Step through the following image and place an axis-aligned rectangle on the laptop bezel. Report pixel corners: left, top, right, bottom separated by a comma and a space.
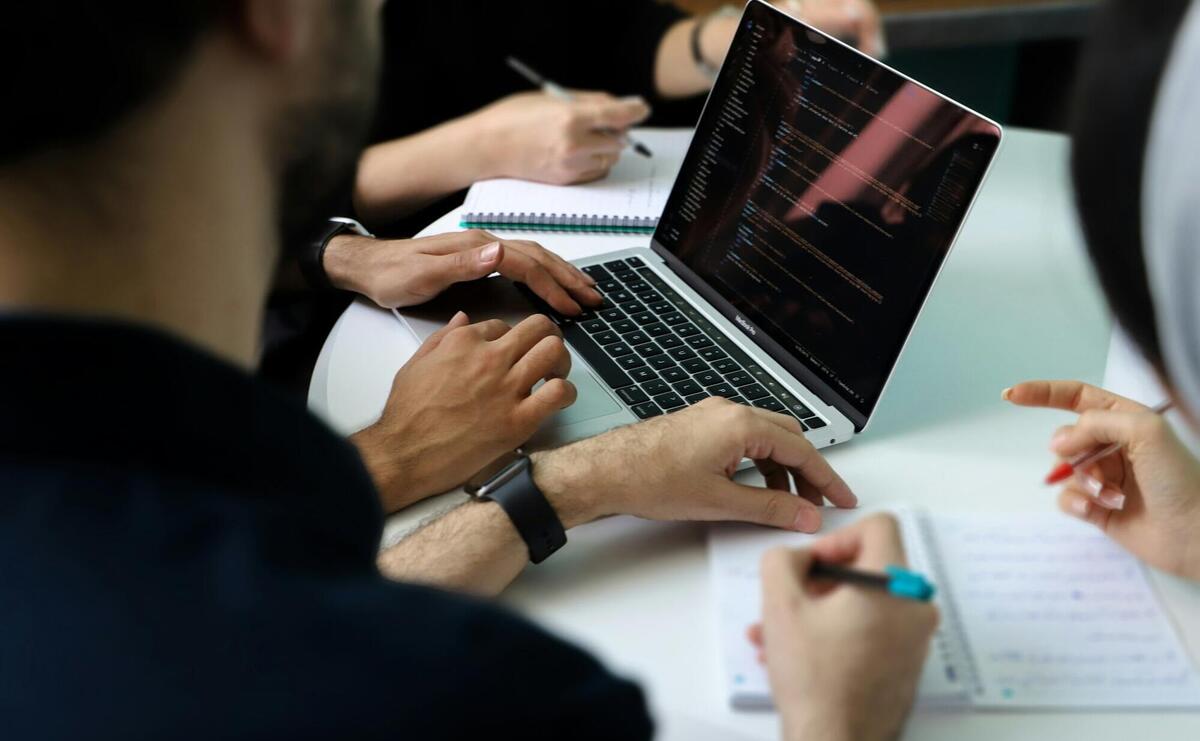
649, 0, 1004, 432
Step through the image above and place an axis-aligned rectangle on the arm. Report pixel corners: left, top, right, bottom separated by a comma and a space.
377, 398, 858, 595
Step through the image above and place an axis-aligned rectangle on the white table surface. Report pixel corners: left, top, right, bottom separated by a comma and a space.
309, 128, 1200, 740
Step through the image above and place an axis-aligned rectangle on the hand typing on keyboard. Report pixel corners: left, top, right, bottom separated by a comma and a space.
530, 397, 857, 534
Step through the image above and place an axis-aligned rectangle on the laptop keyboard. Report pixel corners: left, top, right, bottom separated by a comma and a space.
520, 256, 827, 430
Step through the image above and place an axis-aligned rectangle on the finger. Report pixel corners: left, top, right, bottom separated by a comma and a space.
576, 96, 651, 132
754, 458, 793, 493
510, 333, 572, 390
746, 622, 764, 649
571, 130, 626, 157
503, 240, 602, 305
424, 241, 504, 289
1002, 380, 1147, 414
465, 318, 512, 342
495, 314, 563, 365
495, 249, 583, 316
793, 477, 828, 509
706, 478, 822, 532
809, 513, 908, 571
515, 377, 577, 430
418, 229, 500, 256
1063, 472, 1128, 511
1049, 409, 1167, 459
850, 0, 885, 57
410, 310, 470, 361
743, 412, 857, 509
1058, 489, 1114, 531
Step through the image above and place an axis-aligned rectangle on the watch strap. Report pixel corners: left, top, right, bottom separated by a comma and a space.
486, 459, 567, 564
299, 217, 372, 291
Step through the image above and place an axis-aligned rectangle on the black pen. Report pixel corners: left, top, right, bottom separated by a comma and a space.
809, 561, 936, 602
505, 56, 653, 158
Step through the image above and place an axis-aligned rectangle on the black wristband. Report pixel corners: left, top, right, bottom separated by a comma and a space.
299, 218, 372, 292
477, 457, 567, 564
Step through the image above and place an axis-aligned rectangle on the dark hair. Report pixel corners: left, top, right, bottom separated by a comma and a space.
0, 3, 225, 165
1069, 0, 1192, 373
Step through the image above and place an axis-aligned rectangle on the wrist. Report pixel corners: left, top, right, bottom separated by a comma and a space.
350, 424, 424, 513
530, 448, 609, 529
698, 15, 737, 71
782, 711, 857, 741
458, 107, 507, 182
322, 233, 375, 294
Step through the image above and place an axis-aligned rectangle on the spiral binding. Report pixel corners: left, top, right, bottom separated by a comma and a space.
460, 211, 658, 234
917, 513, 985, 698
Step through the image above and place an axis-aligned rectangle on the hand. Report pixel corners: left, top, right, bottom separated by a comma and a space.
352, 312, 575, 512
532, 397, 857, 531
1004, 380, 1200, 579
324, 229, 603, 315
750, 515, 937, 741
772, 0, 885, 57
473, 91, 651, 185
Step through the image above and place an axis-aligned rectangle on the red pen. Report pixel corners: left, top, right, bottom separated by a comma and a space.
1044, 401, 1174, 485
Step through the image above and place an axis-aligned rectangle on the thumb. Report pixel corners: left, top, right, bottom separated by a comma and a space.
707, 480, 823, 533
410, 310, 470, 361
1050, 409, 1165, 459
433, 241, 504, 286
760, 546, 816, 614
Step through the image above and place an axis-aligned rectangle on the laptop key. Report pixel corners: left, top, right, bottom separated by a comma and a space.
707, 383, 737, 398
582, 265, 611, 281
561, 323, 633, 389
609, 290, 633, 304
668, 347, 697, 361
625, 257, 645, 267
624, 331, 650, 346
673, 379, 703, 396
603, 259, 630, 271
685, 335, 714, 349
600, 308, 625, 322
644, 322, 671, 337
648, 301, 673, 314
642, 379, 670, 396
597, 279, 622, 293
606, 343, 633, 357
648, 355, 676, 371
618, 301, 645, 315
753, 397, 785, 412
680, 358, 709, 374
624, 280, 649, 294
637, 290, 663, 304
740, 383, 769, 400
660, 367, 688, 383
611, 319, 637, 334
711, 358, 739, 374
694, 370, 722, 387
782, 399, 813, 418
631, 401, 662, 419
629, 367, 658, 383
805, 417, 828, 430
631, 311, 657, 326
653, 392, 686, 410
658, 335, 684, 349
698, 347, 727, 362
661, 312, 687, 326
593, 331, 620, 345
675, 323, 701, 337
634, 342, 664, 358
617, 355, 647, 370
729, 396, 751, 405
684, 392, 709, 405
725, 370, 752, 386
618, 387, 650, 405
581, 319, 608, 334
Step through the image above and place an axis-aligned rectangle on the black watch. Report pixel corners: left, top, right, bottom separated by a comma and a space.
465, 451, 567, 564
299, 217, 372, 291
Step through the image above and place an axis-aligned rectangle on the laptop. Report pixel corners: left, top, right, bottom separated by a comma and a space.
400, 0, 1002, 451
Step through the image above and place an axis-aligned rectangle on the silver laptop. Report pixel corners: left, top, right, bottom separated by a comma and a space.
402, 0, 1002, 451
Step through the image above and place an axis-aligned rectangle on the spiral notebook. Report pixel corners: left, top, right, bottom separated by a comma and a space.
459, 128, 691, 233
709, 508, 1200, 711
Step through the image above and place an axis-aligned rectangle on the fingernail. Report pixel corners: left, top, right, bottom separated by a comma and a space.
1049, 430, 1069, 452
792, 507, 818, 533
480, 242, 501, 262
1000, 387, 1012, 401
1075, 471, 1103, 498
450, 311, 466, 323
1097, 489, 1127, 510
582, 274, 598, 286
1070, 496, 1090, 517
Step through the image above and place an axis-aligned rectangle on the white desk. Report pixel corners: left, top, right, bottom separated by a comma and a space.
309, 128, 1200, 740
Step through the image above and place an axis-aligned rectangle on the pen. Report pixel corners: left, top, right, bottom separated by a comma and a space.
505, 56, 653, 158
1043, 400, 1174, 485
809, 561, 936, 602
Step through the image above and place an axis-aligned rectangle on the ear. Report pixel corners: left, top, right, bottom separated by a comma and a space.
234, 0, 318, 62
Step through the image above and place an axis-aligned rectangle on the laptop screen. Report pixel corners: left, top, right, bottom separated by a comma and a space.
653, 1, 1001, 425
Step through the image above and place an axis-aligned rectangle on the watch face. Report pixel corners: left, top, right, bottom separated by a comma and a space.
464, 450, 525, 497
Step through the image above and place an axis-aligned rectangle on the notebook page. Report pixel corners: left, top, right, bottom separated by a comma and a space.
931, 513, 1200, 709
460, 128, 692, 221
708, 508, 969, 710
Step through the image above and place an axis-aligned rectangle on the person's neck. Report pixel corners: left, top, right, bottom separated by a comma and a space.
0, 95, 277, 370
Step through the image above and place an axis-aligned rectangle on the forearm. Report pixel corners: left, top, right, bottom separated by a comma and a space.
353, 112, 495, 227
376, 449, 600, 596
654, 16, 737, 99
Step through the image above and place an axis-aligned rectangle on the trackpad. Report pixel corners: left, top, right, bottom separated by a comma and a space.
397, 277, 619, 427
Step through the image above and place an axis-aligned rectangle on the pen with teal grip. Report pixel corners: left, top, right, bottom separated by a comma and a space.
809, 561, 936, 602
